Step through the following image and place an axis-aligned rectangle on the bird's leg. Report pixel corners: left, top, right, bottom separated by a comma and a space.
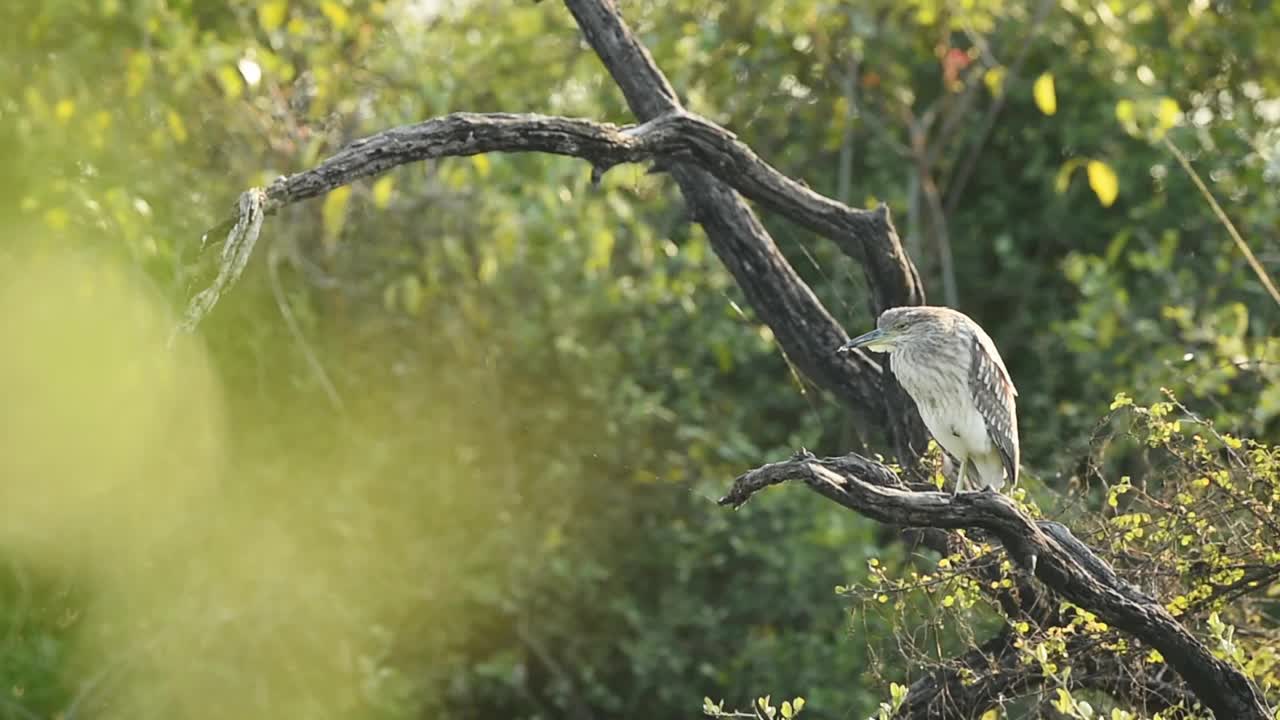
952, 457, 967, 497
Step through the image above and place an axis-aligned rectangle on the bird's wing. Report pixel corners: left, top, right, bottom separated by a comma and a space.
968, 330, 1019, 486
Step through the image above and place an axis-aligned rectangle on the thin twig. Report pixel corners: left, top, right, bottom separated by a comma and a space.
1164, 135, 1280, 309
266, 239, 345, 413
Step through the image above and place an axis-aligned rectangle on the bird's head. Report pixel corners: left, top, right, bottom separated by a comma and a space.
836, 306, 950, 355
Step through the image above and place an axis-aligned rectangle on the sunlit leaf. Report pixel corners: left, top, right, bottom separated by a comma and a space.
1087, 160, 1118, 207
258, 1, 288, 33
1115, 98, 1136, 133
1156, 97, 1181, 133
322, 186, 352, 252
54, 99, 75, 123
471, 154, 491, 178
372, 176, 394, 209
166, 110, 187, 144
587, 228, 615, 273
980, 710, 998, 720
1033, 72, 1056, 116
43, 208, 69, 230
1054, 158, 1083, 194
216, 66, 243, 99
125, 53, 151, 97
321, 1, 350, 30
983, 66, 1006, 98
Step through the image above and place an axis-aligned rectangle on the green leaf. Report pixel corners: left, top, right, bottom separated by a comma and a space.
1086, 160, 1118, 207
401, 274, 423, 316
1033, 72, 1056, 115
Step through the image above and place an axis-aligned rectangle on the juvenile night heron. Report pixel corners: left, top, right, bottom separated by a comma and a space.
837, 306, 1019, 494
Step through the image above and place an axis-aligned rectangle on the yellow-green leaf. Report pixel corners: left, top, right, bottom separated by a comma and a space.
1115, 99, 1135, 123
258, 1, 288, 32
1156, 97, 1180, 133
983, 66, 1006, 98
781, 701, 794, 719
471, 154, 491, 178
1033, 72, 1056, 115
1087, 160, 1119, 207
322, 186, 352, 251
401, 274, 423, 316
126, 53, 151, 97
321, 1, 350, 30
1054, 158, 1083, 194
980, 710, 998, 720
372, 176, 394, 209
1115, 98, 1137, 135
55, 99, 75, 123
166, 109, 188, 143
216, 66, 244, 99
44, 208, 69, 230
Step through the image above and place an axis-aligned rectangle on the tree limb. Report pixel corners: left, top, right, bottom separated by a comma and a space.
719, 452, 1271, 720
561, 0, 926, 460
185, 105, 933, 441
261, 109, 918, 318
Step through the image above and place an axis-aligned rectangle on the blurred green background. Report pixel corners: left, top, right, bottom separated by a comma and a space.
1, 0, 1278, 717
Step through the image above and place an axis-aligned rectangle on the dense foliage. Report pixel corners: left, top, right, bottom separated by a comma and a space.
1, 0, 1278, 718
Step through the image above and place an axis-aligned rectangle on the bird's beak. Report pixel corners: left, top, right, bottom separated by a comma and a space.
837, 328, 890, 355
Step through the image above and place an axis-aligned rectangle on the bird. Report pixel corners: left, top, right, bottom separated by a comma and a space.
836, 305, 1019, 494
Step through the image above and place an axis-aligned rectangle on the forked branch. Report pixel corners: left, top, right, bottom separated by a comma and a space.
719, 451, 1270, 719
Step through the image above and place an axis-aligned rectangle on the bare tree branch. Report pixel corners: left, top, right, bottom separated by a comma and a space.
719, 452, 1271, 720
185, 106, 932, 445
254, 109, 918, 320
562, 0, 926, 462
173, 2, 1270, 718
